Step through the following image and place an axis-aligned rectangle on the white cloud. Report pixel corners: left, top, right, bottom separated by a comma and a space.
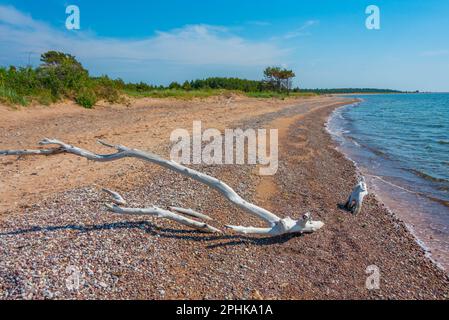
246, 20, 272, 26
421, 50, 449, 57
282, 20, 319, 39
0, 5, 290, 82
0, 4, 44, 29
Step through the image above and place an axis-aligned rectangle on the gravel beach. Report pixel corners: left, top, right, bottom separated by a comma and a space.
0, 96, 448, 299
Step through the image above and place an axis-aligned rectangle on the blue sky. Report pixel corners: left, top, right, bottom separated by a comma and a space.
1, 0, 448, 91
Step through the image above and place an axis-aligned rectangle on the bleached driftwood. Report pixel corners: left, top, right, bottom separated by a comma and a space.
344, 178, 368, 215
102, 188, 127, 206
0, 148, 64, 156
0, 138, 324, 236
226, 212, 321, 235
169, 207, 213, 221
103, 191, 221, 233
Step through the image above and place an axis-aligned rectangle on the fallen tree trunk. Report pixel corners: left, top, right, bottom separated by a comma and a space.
0, 138, 324, 235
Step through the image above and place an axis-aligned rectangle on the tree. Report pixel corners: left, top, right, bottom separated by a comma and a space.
169, 81, 181, 90
182, 80, 192, 91
40, 51, 84, 70
263, 67, 296, 93
37, 51, 89, 96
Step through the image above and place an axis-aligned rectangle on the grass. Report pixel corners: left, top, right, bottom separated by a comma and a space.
0, 86, 317, 108
123, 88, 230, 100
124, 88, 317, 100
0, 86, 28, 106
245, 91, 317, 99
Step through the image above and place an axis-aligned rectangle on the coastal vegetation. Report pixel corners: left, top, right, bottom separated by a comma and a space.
0, 51, 401, 108
297, 88, 403, 94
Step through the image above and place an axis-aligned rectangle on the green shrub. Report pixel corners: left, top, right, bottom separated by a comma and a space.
4, 67, 41, 97
0, 67, 6, 87
93, 76, 121, 103
75, 88, 97, 108
36, 89, 57, 105
37, 51, 90, 99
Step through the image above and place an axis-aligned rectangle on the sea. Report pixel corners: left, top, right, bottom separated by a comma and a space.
327, 93, 449, 271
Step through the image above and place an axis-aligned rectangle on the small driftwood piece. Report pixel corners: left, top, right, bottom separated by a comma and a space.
343, 178, 368, 215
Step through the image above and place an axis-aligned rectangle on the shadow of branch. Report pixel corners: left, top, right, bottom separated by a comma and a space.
0, 220, 302, 247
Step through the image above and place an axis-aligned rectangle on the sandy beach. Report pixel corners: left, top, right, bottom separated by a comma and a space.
0, 95, 448, 299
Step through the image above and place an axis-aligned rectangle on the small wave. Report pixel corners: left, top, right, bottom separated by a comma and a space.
367, 173, 449, 208
408, 169, 449, 183
368, 146, 387, 157
355, 140, 390, 158
325, 102, 359, 138
437, 185, 449, 192
437, 140, 449, 145
424, 195, 449, 208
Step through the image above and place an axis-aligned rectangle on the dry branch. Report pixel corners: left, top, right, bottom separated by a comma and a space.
1, 138, 324, 236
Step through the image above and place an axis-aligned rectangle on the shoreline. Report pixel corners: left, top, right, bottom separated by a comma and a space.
268, 99, 449, 298
1, 96, 448, 299
326, 100, 449, 272
325, 103, 441, 269
278, 100, 449, 298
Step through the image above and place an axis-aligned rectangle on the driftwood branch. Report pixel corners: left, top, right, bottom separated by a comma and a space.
103, 190, 221, 233
0, 148, 64, 156
102, 188, 127, 206
170, 207, 213, 221
0, 138, 324, 236
226, 212, 323, 235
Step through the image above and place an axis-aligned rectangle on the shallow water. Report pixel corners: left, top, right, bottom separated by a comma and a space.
327, 93, 449, 271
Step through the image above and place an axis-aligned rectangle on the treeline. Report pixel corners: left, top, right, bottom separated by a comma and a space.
185, 78, 264, 92
295, 88, 403, 94
0, 50, 403, 108
0, 51, 299, 108
127, 76, 297, 93
123, 78, 265, 93
0, 51, 302, 108
163, 67, 296, 92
